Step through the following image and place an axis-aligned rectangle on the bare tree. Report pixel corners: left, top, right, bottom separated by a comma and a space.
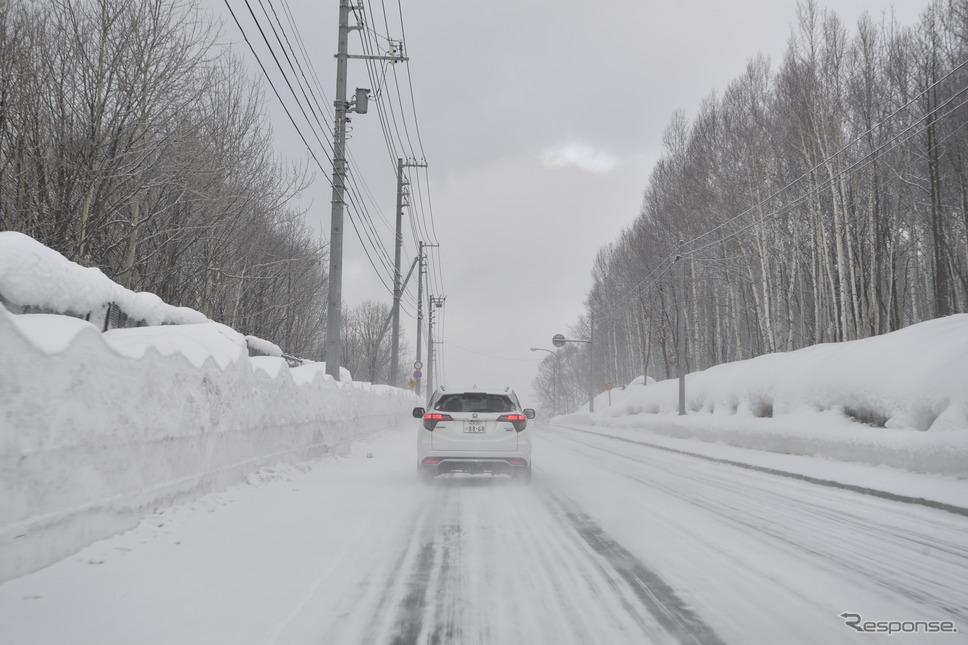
1, 0, 326, 359
555, 0, 968, 403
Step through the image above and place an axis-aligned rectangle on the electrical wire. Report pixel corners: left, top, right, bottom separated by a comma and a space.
230, 0, 427, 306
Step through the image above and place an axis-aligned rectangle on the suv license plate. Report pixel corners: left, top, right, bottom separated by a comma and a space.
464, 420, 487, 433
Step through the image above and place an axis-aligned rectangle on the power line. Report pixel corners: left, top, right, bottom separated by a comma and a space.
222, 0, 333, 188
229, 0, 444, 373
229, 0, 410, 305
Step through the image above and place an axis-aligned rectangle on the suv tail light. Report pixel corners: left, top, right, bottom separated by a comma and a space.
497, 413, 527, 432
423, 413, 453, 431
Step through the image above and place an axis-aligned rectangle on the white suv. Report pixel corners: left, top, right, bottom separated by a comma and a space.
413, 387, 536, 483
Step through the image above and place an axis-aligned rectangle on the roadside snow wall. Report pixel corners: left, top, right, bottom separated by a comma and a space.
0, 307, 417, 583
560, 315, 968, 476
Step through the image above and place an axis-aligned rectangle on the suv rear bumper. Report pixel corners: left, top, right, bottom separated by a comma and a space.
419, 455, 530, 476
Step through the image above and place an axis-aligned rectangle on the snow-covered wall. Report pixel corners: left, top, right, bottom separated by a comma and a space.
0, 233, 418, 583
0, 309, 417, 582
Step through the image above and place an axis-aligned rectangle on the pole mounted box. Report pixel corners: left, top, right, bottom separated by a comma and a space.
353, 88, 369, 114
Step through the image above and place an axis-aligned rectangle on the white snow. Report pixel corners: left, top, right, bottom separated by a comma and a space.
560, 315, 968, 475
245, 334, 284, 358
1, 232, 966, 644
0, 425, 965, 645
0, 231, 209, 327
0, 233, 416, 583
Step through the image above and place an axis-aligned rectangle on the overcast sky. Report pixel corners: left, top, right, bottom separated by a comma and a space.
207, 0, 931, 405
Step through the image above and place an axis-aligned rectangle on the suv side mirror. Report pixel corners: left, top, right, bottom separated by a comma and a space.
412, 407, 426, 418
523, 408, 536, 419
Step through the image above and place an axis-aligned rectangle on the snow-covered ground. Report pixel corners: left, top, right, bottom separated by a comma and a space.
2, 231, 967, 643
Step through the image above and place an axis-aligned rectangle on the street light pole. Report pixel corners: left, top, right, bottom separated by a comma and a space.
589, 311, 595, 413
551, 332, 594, 413
530, 347, 560, 416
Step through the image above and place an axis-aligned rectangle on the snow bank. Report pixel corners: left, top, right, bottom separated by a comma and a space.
561, 315, 968, 475
0, 308, 416, 582
0, 234, 417, 582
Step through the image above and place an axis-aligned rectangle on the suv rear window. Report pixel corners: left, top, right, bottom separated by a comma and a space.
434, 393, 515, 414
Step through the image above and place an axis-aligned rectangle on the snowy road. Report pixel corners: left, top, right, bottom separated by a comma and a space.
2, 423, 966, 645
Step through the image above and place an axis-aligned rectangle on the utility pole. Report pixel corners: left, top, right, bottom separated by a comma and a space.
324, 0, 352, 380
391, 157, 427, 385
677, 240, 686, 415
427, 299, 433, 397
414, 241, 437, 397
324, 0, 405, 380
427, 296, 445, 396
415, 242, 424, 395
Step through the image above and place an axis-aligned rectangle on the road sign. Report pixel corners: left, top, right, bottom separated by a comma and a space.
414, 370, 422, 379
552, 333, 566, 348
605, 382, 613, 390
414, 361, 423, 370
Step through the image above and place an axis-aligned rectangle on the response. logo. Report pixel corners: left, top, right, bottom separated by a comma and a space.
840, 612, 958, 635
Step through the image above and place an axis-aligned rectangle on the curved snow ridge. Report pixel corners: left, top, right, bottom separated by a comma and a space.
3, 308, 354, 384
4, 312, 100, 354
105, 323, 250, 371
5, 309, 248, 371
0, 231, 209, 327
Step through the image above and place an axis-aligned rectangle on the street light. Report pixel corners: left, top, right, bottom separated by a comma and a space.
530, 347, 560, 417
551, 311, 595, 413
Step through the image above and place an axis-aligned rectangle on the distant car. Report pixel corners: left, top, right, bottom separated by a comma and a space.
413, 387, 536, 483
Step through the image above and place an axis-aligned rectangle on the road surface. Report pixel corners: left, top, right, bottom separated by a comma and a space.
1, 423, 965, 644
